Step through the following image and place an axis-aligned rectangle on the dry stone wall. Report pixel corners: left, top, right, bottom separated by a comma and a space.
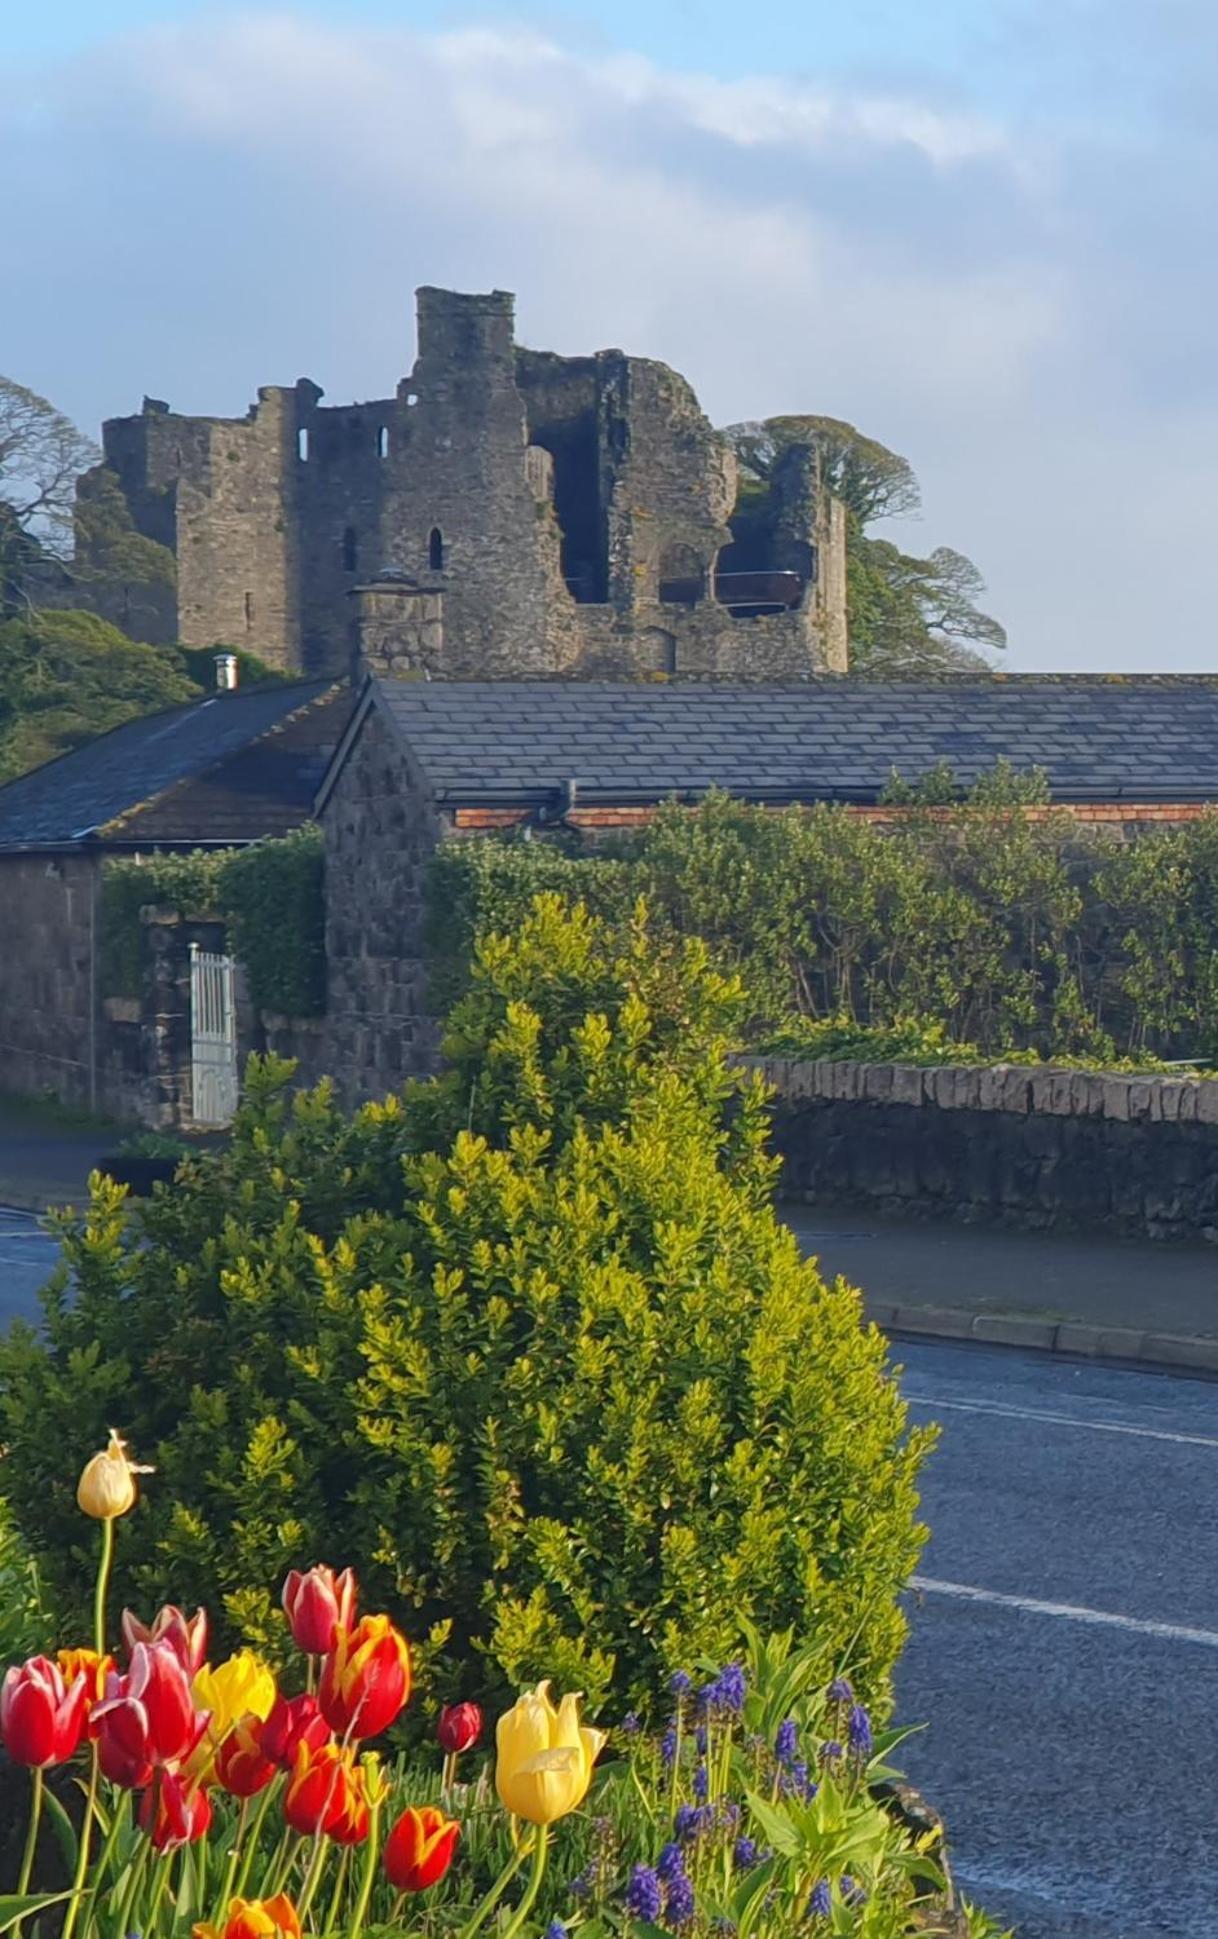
750, 1056, 1218, 1241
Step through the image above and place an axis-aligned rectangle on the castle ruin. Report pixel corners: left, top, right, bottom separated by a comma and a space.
81, 288, 848, 681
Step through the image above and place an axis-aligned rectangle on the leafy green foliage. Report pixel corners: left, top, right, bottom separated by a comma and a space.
99, 827, 325, 1015
722, 416, 1005, 674
222, 826, 326, 1015
0, 609, 200, 780
0, 898, 932, 1715
73, 467, 176, 594
0, 1497, 48, 1666
430, 785, 1218, 1063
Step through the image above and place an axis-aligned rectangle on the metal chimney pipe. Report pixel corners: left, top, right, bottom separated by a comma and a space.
214, 652, 239, 692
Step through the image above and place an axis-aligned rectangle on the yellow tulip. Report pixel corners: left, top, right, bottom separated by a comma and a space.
187, 1651, 278, 1784
495, 1681, 606, 1826
76, 1430, 153, 1521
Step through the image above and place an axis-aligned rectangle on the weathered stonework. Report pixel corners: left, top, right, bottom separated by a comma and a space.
321, 707, 446, 1101
80, 288, 848, 680
748, 1056, 1218, 1241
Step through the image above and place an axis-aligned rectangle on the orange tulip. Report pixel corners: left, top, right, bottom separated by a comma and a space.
383, 1804, 460, 1891
193, 1894, 301, 1939
319, 1615, 410, 1740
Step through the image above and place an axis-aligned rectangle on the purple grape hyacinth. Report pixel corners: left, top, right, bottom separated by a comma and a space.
625, 1866, 663, 1923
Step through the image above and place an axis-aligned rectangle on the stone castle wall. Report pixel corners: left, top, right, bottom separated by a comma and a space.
78, 288, 849, 681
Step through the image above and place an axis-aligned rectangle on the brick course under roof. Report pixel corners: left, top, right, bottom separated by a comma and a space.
368, 677, 1218, 805
0, 680, 344, 849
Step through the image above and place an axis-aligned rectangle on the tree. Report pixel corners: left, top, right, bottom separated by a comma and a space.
0, 609, 199, 780
727, 414, 920, 526
0, 378, 98, 564
723, 415, 1005, 676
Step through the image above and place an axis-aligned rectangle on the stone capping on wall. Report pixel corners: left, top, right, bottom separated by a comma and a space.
736, 1056, 1218, 1125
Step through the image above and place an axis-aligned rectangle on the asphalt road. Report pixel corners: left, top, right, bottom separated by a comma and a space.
894, 1338, 1218, 1939
3, 1208, 1218, 1935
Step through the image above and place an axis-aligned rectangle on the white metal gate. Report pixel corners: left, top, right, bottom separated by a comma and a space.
190, 944, 239, 1127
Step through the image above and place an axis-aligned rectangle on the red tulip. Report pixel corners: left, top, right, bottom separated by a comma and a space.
122, 1605, 209, 1679
215, 1713, 277, 1798
329, 1764, 371, 1847
259, 1692, 330, 1771
382, 1805, 460, 1892
319, 1616, 410, 1740
140, 1769, 213, 1852
94, 1641, 207, 1786
281, 1567, 357, 1656
437, 1702, 481, 1755
1, 1657, 88, 1768
283, 1742, 360, 1838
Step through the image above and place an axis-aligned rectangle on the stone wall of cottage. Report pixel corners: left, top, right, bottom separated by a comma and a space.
320, 706, 445, 1103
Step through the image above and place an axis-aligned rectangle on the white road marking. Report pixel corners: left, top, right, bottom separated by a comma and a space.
905, 1391, 1218, 1451
910, 1575, 1218, 1648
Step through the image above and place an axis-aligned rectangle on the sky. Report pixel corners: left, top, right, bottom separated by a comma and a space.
3, 0, 1217, 670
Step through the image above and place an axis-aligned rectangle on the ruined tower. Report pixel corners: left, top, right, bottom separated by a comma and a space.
77, 288, 849, 681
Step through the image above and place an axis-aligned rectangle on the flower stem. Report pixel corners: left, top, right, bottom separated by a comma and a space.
345, 1790, 383, 1939
59, 1747, 100, 1939
296, 1833, 331, 1924
212, 1795, 249, 1926
17, 1767, 44, 1897
93, 1517, 115, 1658
499, 1824, 549, 1939
455, 1836, 533, 1939
234, 1777, 282, 1902
321, 1843, 352, 1936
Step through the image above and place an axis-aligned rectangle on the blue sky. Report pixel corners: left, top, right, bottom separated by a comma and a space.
4, 0, 1217, 670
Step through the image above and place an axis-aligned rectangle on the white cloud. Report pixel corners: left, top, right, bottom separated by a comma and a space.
2, 7, 1215, 668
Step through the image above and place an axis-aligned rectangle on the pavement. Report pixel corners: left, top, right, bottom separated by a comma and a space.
783, 1202, 1218, 1374
894, 1336, 1218, 1939
0, 1097, 118, 1212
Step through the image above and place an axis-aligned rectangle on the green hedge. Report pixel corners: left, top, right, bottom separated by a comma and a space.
424, 781, 1218, 1066
100, 825, 324, 1016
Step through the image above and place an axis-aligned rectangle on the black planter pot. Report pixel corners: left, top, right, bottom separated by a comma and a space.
97, 1153, 180, 1195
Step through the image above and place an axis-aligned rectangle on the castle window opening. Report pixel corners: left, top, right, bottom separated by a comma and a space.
342, 527, 358, 573
297, 427, 310, 461
377, 425, 389, 458
429, 527, 445, 572
244, 591, 254, 627
658, 543, 705, 606
406, 392, 419, 408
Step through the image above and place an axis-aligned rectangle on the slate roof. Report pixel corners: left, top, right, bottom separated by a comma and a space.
0, 679, 345, 850
357, 677, 1218, 806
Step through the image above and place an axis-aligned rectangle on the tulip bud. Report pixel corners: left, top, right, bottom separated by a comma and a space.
281, 1566, 357, 1656
437, 1701, 482, 1755
283, 1742, 361, 1839
383, 1804, 460, 1891
495, 1680, 606, 1826
122, 1604, 209, 1678
77, 1430, 152, 1521
259, 1691, 330, 1770
215, 1714, 277, 1798
140, 1769, 213, 1852
1, 1657, 89, 1768
319, 1615, 411, 1741
193, 1896, 302, 1939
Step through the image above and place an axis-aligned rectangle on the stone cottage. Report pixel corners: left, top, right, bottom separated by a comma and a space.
0, 674, 347, 1118
316, 673, 1218, 1103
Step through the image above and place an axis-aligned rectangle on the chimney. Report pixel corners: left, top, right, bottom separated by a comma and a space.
214, 652, 239, 692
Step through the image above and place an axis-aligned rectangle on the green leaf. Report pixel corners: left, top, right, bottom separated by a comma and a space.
0, 1894, 71, 1933
744, 1790, 802, 1857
